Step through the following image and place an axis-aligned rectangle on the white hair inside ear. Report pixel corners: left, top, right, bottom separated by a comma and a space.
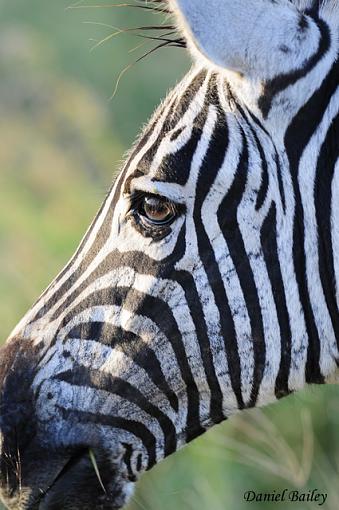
171, 0, 336, 80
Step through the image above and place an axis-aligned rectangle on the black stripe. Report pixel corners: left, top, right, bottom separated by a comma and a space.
173, 271, 225, 425
251, 128, 269, 211
242, 107, 286, 213
291, 175, 323, 383
169, 69, 208, 121
49, 225, 187, 321
154, 100, 210, 185
315, 113, 339, 343
58, 407, 157, 469
247, 105, 288, 213
121, 443, 136, 481
230, 87, 286, 215
259, 17, 331, 118
217, 130, 266, 408
55, 366, 177, 457
261, 204, 292, 398
137, 70, 208, 179
274, 150, 286, 214
137, 101, 179, 173
192, 87, 246, 410
67, 323, 179, 412
57, 287, 203, 441
245, 106, 271, 137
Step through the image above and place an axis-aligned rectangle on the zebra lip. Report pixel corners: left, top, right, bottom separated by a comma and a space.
33, 448, 92, 509
23, 449, 86, 509
0, 449, 87, 510
35, 447, 120, 510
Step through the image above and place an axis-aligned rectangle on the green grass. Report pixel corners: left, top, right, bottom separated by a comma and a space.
1, 2, 339, 510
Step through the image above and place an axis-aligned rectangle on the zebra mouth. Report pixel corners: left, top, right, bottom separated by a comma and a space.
36, 448, 90, 508
31, 447, 128, 510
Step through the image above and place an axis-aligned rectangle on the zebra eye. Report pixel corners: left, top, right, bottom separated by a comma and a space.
140, 195, 176, 226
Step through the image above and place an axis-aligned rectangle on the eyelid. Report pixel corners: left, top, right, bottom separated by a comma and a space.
131, 191, 185, 215
128, 176, 186, 204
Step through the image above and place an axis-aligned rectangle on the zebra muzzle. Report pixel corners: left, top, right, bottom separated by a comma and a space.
36, 447, 132, 510
0, 339, 134, 510
0, 445, 134, 510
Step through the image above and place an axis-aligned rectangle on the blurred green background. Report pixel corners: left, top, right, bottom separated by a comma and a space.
1, 2, 339, 509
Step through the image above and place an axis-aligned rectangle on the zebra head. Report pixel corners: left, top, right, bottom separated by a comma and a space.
1, 1, 338, 509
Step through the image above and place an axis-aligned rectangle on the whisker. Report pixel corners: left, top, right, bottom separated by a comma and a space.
15, 446, 22, 495
110, 39, 178, 99
67, 2, 171, 14
110, 61, 136, 99
72, 0, 184, 90
84, 22, 179, 51
128, 40, 148, 54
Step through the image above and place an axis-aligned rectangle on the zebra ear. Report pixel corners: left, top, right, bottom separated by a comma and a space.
172, 0, 327, 79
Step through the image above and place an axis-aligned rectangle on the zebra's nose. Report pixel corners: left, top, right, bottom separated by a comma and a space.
0, 337, 37, 455
0, 339, 133, 510
0, 433, 132, 510
0, 338, 40, 508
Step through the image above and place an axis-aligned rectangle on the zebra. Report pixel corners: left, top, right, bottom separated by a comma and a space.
0, 0, 338, 508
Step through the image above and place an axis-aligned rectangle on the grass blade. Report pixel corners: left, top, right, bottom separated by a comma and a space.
88, 449, 107, 494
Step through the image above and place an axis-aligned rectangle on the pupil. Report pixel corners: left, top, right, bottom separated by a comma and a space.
143, 197, 171, 223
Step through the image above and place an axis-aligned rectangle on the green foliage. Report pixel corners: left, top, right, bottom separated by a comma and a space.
0, 2, 338, 510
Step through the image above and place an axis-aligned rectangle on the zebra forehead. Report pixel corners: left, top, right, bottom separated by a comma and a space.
120, 71, 231, 191
132, 70, 212, 180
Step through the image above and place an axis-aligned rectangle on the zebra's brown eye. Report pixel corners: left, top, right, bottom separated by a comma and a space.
140, 196, 176, 226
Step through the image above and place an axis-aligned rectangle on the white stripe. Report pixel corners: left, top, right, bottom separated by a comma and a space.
202, 100, 255, 406
41, 379, 165, 464
176, 100, 239, 414
236, 116, 281, 406
298, 86, 339, 376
